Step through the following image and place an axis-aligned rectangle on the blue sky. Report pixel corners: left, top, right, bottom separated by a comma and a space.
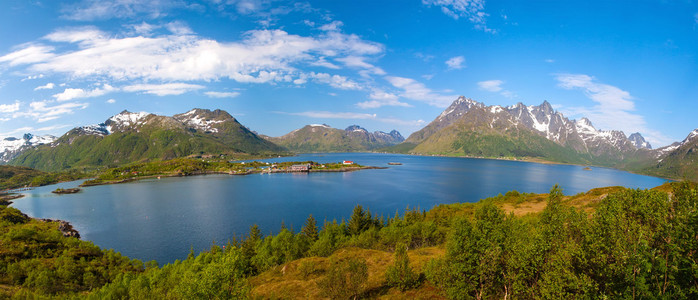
0, 0, 696, 147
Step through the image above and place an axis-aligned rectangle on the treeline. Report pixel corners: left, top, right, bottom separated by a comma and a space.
90, 204, 445, 298
426, 182, 698, 299
2, 182, 698, 298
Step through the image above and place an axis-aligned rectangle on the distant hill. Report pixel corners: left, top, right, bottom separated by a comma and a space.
11, 109, 284, 172
266, 124, 404, 153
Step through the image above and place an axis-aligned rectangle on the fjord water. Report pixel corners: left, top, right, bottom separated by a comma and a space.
12, 153, 667, 264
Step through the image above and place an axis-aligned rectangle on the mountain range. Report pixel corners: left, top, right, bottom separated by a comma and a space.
264, 124, 404, 153
3, 97, 697, 180
9, 109, 284, 171
391, 96, 696, 179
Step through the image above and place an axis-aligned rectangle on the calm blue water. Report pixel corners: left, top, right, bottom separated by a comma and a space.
11, 153, 667, 264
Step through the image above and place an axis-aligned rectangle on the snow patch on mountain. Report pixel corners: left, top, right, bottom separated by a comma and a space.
0, 133, 57, 163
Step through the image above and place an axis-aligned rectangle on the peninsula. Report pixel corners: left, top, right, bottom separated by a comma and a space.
80, 158, 384, 187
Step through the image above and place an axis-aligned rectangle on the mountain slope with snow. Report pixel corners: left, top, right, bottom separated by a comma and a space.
267, 124, 404, 153
10, 109, 284, 171
0, 134, 56, 163
402, 96, 651, 165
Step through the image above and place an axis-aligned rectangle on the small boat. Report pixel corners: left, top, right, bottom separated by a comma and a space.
387, 162, 402, 165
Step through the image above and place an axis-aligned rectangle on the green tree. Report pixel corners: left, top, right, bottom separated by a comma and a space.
385, 242, 420, 291
348, 205, 369, 236
301, 214, 319, 241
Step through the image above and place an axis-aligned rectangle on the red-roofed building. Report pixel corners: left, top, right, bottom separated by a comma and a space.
342, 160, 353, 165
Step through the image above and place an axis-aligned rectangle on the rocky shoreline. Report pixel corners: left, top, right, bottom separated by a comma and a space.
1, 196, 81, 239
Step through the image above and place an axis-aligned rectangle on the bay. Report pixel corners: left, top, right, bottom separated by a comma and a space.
11, 153, 667, 264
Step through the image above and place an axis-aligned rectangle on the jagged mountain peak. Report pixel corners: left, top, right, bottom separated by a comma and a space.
345, 125, 368, 133
628, 132, 652, 150
683, 128, 698, 143
173, 108, 236, 134
176, 108, 233, 120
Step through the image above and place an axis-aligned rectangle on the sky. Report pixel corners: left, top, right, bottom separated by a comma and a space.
0, 0, 696, 147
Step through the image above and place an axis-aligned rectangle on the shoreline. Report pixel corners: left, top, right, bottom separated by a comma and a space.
79, 165, 386, 187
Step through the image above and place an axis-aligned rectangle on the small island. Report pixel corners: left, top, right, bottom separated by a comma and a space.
388, 162, 402, 165
583, 166, 592, 171
52, 188, 82, 194
80, 158, 385, 187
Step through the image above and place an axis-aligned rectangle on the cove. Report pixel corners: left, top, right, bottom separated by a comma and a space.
11, 153, 668, 264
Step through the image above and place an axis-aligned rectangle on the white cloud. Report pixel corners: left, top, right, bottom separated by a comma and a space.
0, 45, 55, 66
34, 82, 55, 90
319, 21, 343, 32
297, 72, 362, 90
123, 83, 204, 96
445, 56, 465, 70
478, 80, 515, 98
165, 21, 193, 35
281, 110, 424, 127
555, 73, 671, 146
357, 89, 411, 109
385, 76, 456, 107
205, 91, 241, 98
21, 74, 45, 81
0, 101, 20, 113
422, 74, 434, 80
61, 0, 183, 21
0, 28, 384, 90
106, 99, 116, 103
284, 111, 377, 119
14, 100, 89, 123
335, 56, 386, 75
545, 58, 555, 63
53, 84, 117, 101
478, 80, 504, 93
477, 79, 503, 92
423, 0, 494, 32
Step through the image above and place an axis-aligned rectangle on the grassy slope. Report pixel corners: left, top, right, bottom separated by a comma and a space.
247, 184, 648, 298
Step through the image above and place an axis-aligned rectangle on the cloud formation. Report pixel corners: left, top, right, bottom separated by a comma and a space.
357, 89, 410, 109
123, 83, 204, 96
422, 0, 494, 32
385, 76, 456, 107
205, 91, 241, 98
445, 56, 465, 70
0, 27, 384, 92
0, 101, 20, 113
53, 84, 117, 101
34, 82, 55, 90
555, 73, 670, 146
478, 79, 514, 98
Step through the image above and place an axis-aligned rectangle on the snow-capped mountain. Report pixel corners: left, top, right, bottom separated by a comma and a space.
11, 108, 283, 171
344, 125, 405, 145
71, 110, 152, 136
0, 133, 56, 163
173, 109, 233, 134
268, 124, 404, 152
628, 132, 652, 150
406, 96, 647, 163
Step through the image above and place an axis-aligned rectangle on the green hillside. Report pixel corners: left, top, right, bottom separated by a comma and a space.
3, 180, 698, 298
11, 111, 285, 172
